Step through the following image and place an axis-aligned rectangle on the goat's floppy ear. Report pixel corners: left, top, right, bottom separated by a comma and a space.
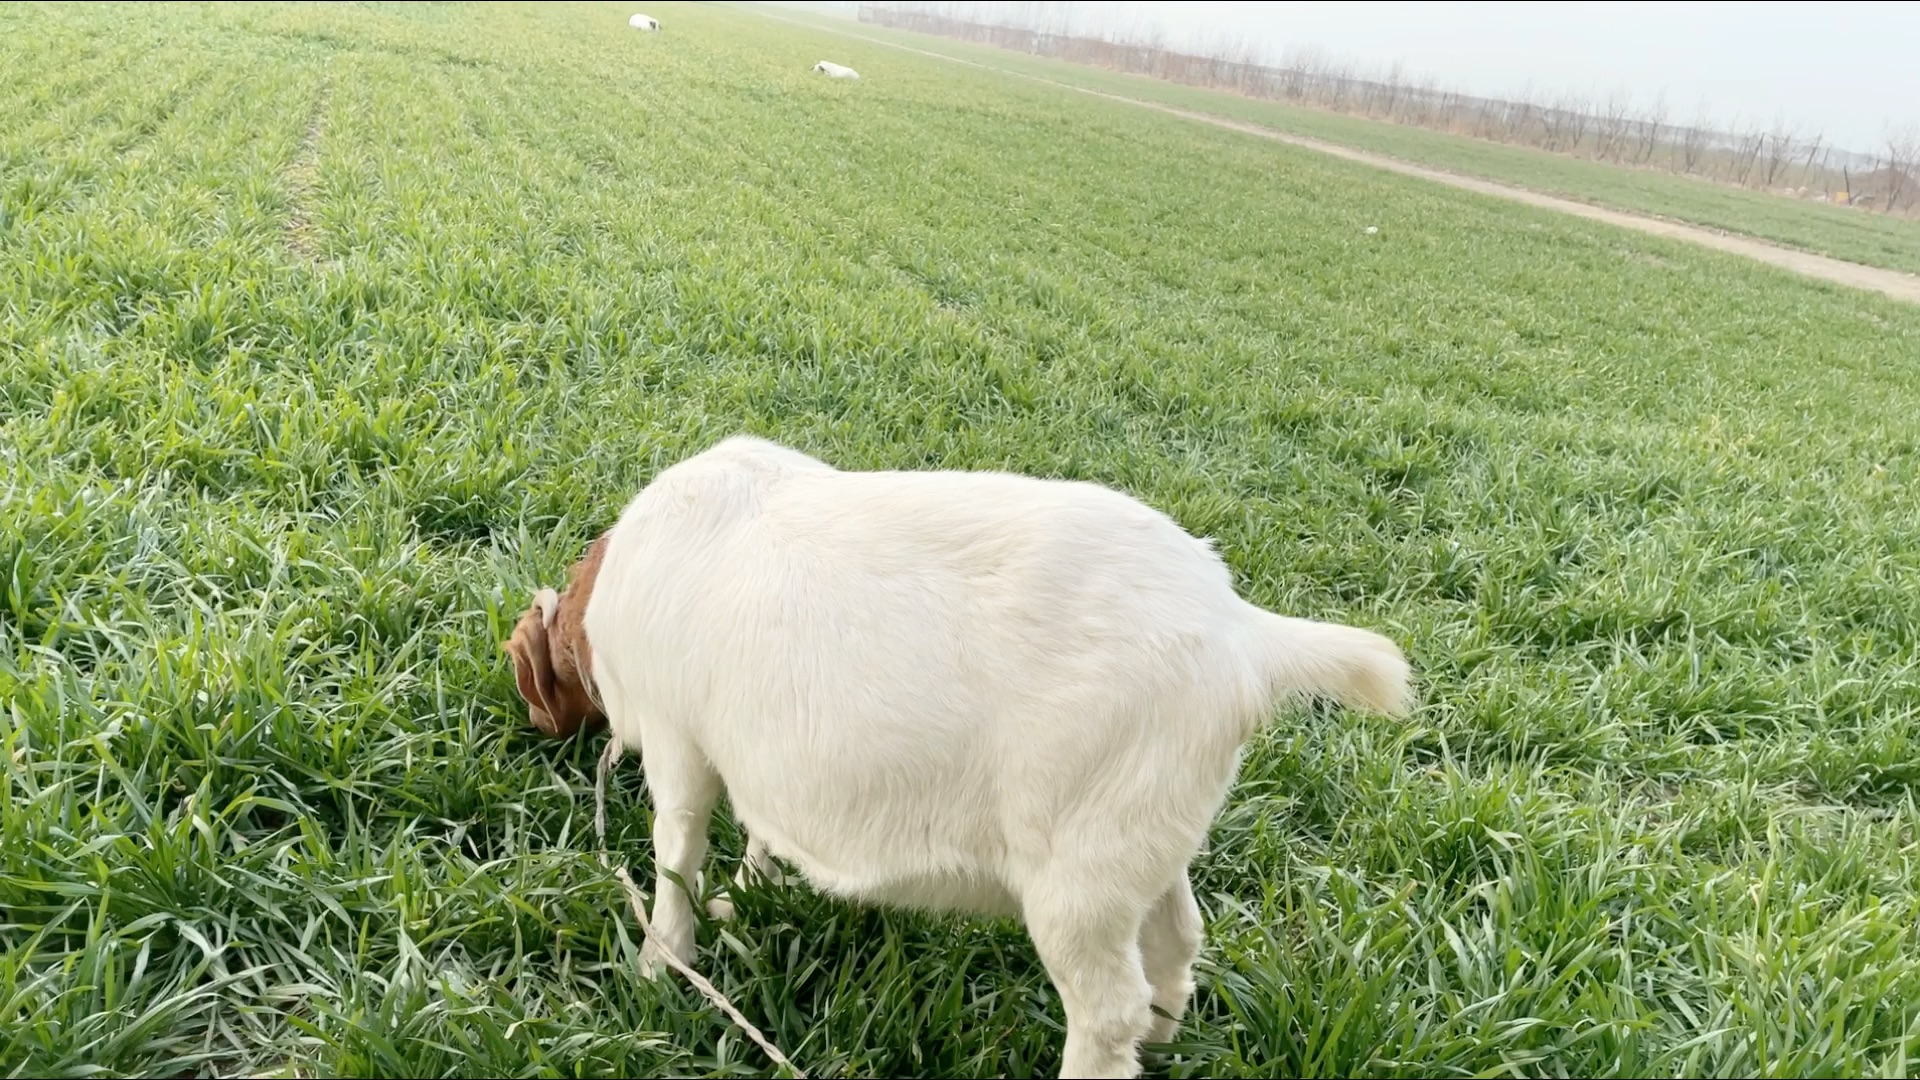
505, 606, 562, 735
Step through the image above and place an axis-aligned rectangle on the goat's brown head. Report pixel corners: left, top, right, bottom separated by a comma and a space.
504, 534, 610, 739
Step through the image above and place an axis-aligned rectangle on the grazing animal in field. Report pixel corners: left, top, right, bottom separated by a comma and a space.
812, 60, 859, 79
628, 13, 658, 30
505, 436, 1413, 1079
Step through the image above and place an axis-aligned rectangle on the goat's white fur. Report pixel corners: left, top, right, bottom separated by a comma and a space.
583, 436, 1411, 1079
812, 60, 860, 79
627, 13, 658, 30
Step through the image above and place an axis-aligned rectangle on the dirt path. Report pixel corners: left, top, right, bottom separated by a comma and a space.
1092, 98, 1920, 305
767, 12, 1920, 306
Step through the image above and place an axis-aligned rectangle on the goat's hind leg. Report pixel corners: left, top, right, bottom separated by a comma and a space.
1025, 880, 1155, 1079
707, 834, 790, 920
1138, 872, 1202, 1050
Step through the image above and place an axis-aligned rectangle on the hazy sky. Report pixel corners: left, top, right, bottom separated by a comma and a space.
817, 3, 1920, 154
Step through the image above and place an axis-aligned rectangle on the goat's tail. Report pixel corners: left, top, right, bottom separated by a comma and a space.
1249, 611, 1414, 718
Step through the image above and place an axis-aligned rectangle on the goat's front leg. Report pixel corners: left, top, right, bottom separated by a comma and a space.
637, 731, 720, 979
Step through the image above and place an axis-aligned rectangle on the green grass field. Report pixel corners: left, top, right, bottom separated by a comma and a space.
767, 6, 1920, 277
5, 2, 1920, 1077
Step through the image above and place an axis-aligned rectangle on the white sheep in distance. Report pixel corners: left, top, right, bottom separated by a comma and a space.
627, 13, 658, 30
505, 436, 1413, 1079
812, 60, 859, 79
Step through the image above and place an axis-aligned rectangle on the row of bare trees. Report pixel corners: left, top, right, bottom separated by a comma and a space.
858, 3, 1920, 214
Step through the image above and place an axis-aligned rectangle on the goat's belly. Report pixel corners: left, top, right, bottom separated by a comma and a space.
747, 823, 1022, 918
796, 859, 1022, 918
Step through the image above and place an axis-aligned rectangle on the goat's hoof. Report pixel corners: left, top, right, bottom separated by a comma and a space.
705, 894, 737, 921
638, 934, 690, 980
1143, 1009, 1181, 1050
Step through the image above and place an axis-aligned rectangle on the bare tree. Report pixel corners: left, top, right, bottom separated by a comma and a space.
1140, 20, 1167, 78
1279, 45, 1318, 100
1635, 93, 1667, 164
1758, 118, 1799, 188
1594, 91, 1634, 161
1372, 60, 1405, 119
1415, 74, 1441, 127
1541, 91, 1583, 152
1507, 83, 1540, 144
1472, 95, 1500, 139
1885, 125, 1920, 213
1675, 101, 1712, 173
1797, 132, 1825, 189
1731, 125, 1767, 186
1326, 60, 1356, 112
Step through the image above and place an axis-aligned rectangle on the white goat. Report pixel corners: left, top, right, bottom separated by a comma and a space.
812, 60, 860, 79
627, 13, 658, 30
505, 436, 1412, 1079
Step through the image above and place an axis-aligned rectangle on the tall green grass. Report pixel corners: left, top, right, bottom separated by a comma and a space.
4, 2, 1920, 1076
